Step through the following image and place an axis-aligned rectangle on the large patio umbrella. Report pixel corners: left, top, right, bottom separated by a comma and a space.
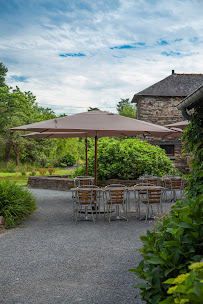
165, 120, 188, 130
11, 110, 175, 185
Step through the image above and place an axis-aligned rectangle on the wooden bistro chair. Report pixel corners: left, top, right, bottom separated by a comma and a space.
74, 177, 94, 187
142, 177, 160, 186
104, 187, 128, 223
138, 188, 163, 223
171, 177, 185, 201
77, 185, 102, 215
163, 178, 172, 201
73, 188, 95, 223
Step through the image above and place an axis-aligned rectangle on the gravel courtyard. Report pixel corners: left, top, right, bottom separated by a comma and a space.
0, 188, 173, 304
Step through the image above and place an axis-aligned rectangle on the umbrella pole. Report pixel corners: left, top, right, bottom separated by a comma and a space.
94, 135, 98, 186
85, 136, 88, 176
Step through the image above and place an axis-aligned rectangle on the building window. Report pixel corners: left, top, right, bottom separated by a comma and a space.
160, 144, 174, 156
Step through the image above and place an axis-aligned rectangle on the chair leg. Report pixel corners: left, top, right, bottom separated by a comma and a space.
109, 204, 112, 223
127, 192, 130, 214
134, 192, 139, 218
91, 204, 95, 223
75, 204, 79, 223
125, 203, 129, 221
145, 204, 149, 223
137, 201, 140, 219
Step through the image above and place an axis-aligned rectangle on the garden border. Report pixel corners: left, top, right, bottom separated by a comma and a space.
28, 176, 139, 190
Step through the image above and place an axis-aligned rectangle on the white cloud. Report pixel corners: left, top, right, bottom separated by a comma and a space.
1, 0, 203, 115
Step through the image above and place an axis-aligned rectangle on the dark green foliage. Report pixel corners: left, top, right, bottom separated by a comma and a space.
61, 152, 76, 166
160, 261, 203, 304
0, 181, 37, 227
79, 138, 174, 181
182, 111, 203, 197
130, 110, 203, 303
0, 85, 56, 166
129, 195, 203, 303
0, 62, 8, 87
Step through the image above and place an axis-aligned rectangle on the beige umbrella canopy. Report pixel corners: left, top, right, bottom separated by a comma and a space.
22, 132, 88, 139
11, 110, 174, 137
165, 120, 188, 130
11, 110, 175, 185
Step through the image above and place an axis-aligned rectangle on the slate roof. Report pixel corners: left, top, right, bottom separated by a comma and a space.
132, 73, 203, 103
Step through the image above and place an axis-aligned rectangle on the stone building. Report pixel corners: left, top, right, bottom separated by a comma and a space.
131, 71, 203, 173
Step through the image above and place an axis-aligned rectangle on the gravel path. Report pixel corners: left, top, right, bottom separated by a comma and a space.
0, 188, 173, 304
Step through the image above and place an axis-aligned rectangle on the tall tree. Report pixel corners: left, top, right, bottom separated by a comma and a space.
0, 86, 56, 166
117, 98, 136, 119
0, 62, 8, 87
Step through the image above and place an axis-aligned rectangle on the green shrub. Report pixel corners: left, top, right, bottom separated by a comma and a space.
0, 181, 37, 227
129, 195, 203, 304
4, 162, 16, 173
61, 152, 76, 166
82, 138, 175, 181
73, 166, 85, 177
160, 261, 203, 304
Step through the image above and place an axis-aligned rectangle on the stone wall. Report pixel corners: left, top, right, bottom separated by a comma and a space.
136, 96, 184, 125
28, 176, 74, 191
28, 176, 139, 190
134, 96, 189, 174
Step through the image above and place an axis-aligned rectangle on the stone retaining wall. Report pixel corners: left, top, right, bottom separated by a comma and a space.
28, 176, 139, 191
28, 176, 74, 191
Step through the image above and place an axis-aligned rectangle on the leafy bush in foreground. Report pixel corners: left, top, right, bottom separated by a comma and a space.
160, 260, 203, 304
129, 195, 203, 303
0, 181, 37, 227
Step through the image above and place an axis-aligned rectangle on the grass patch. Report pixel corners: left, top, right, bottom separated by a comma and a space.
0, 168, 75, 185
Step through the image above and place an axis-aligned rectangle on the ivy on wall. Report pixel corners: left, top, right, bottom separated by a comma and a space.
182, 108, 203, 197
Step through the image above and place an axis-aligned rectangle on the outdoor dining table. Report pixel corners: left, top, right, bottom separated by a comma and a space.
70, 185, 165, 221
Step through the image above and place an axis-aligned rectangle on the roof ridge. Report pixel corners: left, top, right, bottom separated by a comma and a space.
173, 73, 203, 76
132, 73, 203, 101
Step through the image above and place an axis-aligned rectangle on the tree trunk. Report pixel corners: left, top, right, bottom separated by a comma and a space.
5, 144, 12, 164
13, 144, 19, 167
5, 132, 13, 164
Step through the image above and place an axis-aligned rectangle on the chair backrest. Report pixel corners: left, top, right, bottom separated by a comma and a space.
164, 178, 172, 190
76, 189, 93, 204
171, 178, 182, 189
108, 188, 126, 204
147, 188, 162, 203
147, 178, 159, 186
135, 184, 148, 195
139, 178, 159, 186
74, 177, 94, 187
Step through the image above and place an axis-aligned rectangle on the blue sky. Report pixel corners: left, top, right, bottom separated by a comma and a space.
1, 0, 203, 115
